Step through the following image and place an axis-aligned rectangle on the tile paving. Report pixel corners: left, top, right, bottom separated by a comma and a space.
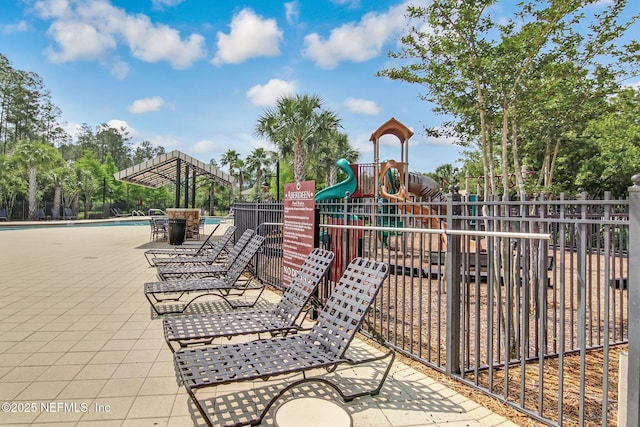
0, 222, 519, 426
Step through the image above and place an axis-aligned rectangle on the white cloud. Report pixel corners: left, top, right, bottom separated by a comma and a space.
284, 1, 299, 25
350, 133, 374, 155
192, 139, 218, 154
34, 0, 206, 69
109, 59, 130, 80
330, 0, 360, 8
302, 2, 409, 69
152, 134, 183, 150
128, 96, 165, 114
212, 8, 283, 65
246, 79, 296, 106
344, 97, 381, 115
151, 0, 185, 8
2, 20, 29, 33
424, 133, 458, 146
45, 20, 116, 62
104, 119, 141, 140
627, 80, 640, 90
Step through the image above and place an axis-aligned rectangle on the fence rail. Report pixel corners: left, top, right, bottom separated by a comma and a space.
234, 190, 632, 427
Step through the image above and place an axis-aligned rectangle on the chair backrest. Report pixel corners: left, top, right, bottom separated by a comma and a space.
223, 233, 264, 284
222, 229, 254, 270
0, 207, 7, 219
309, 258, 389, 359
37, 208, 46, 220
51, 208, 61, 220
199, 225, 235, 258
273, 248, 335, 325
193, 223, 222, 254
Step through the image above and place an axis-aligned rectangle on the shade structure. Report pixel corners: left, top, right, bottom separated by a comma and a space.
114, 150, 234, 208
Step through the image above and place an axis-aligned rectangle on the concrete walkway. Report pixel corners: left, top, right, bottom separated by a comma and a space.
0, 223, 518, 427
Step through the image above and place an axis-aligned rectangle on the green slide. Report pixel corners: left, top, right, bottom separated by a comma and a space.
315, 158, 357, 202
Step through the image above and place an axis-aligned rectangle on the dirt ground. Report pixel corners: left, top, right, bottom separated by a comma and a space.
362, 335, 626, 427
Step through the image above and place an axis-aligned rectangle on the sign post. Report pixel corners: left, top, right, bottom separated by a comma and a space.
281, 181, 316, 287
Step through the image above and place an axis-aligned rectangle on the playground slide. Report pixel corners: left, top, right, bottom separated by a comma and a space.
379, 160, 445, 235
315, 158, 357, 202
380, 160, 483, 251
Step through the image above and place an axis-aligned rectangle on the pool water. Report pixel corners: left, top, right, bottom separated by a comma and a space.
0, 217, 221, 231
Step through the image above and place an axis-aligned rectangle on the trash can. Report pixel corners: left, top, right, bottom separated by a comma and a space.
168, 218, 186, 245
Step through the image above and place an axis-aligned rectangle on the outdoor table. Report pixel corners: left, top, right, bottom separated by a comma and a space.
273, 396, 352, 427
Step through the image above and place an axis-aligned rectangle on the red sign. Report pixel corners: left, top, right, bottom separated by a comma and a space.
282, 181, 316, 287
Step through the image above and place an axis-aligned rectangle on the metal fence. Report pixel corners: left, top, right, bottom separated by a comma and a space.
233, 189, 632, 427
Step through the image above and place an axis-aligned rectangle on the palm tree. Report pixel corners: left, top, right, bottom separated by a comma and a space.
245, 147, 274, 198
13, 140, 62, 219
47, 166, 70, 218
220, 149, 240, 194
220, 149, 248, 199
313, 131, 359, 187
255, 94, 340, 182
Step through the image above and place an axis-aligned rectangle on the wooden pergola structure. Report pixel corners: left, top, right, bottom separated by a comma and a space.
114, 150, 234, 208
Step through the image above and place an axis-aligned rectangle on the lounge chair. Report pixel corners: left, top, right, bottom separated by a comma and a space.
63, 207, 77, 219
163, 248, 335, 352
144, 233, 265, 314
144, 224, 229, 266
111, 207, 130, 217
0, 208, 7, 221
36, 208, 46, 220
150, 225, 234, 268
155, 229, 254, 280
173, 257, 393, 427
51, 208, 61, 220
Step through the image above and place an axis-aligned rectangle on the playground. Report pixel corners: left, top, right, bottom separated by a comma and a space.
234, 117, 630, 426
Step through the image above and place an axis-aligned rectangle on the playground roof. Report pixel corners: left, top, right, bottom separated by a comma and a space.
114, 150, 234, 189
369, 117, 414, 142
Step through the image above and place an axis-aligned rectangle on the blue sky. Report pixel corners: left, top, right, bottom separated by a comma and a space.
1, 0, 639, 177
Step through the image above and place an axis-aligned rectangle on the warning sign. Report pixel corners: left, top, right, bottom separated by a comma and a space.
282, 181, 316, 287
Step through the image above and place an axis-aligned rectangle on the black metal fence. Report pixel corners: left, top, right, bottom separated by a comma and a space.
234, 190, 632, 427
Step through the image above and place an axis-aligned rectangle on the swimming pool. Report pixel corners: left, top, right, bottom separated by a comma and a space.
0, 216, 221, 231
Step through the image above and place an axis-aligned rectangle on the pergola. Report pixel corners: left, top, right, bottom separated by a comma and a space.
114, 150, 234, 208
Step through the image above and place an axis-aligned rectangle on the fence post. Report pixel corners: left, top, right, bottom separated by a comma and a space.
626, 175, 640, 427
446, 185, 462, 375
576, 190, 588, 425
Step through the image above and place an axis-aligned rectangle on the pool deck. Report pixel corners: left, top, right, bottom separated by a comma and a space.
0, 223, 518, 427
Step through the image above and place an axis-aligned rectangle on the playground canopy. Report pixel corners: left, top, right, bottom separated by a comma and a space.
114, 150, 234, 208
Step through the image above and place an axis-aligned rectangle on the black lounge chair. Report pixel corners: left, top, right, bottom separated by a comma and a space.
155, 229, 253, 280
144, 233, 265, 314
144, 224, 230, 266
163, 248, 335, 352
36, 208, 46, 220
173, 257, 393, 427
151, 226, 237, 268
63, 207, 77, 219
0, 208, 7, 221
51, 208, 61, 220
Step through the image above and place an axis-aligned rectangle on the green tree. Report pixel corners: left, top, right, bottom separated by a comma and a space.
0, 153, 24, 216
312, 131, 359, 187
46, 165, 71, 218
255, 94, 341, 182
74, 150, 104, 217
132, 140, 165, 164
13, 140, 62, 219
379, 0, 639, 198
246, 147, 275, 199
574, 87, 640, 197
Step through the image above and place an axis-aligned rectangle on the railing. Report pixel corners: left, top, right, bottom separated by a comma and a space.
233, 190, 632, 427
